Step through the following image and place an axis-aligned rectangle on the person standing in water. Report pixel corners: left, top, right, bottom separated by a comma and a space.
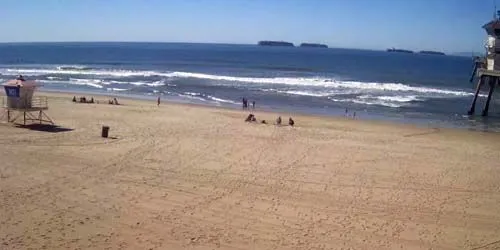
252, 101, 256, 110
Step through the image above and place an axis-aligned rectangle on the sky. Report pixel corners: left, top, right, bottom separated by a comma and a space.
0, 0, 496, 52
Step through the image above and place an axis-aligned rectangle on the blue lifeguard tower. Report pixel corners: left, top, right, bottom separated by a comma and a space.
1, 76, 53, 125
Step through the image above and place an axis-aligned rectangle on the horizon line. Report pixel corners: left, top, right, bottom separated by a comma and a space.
0, 41, 480, 54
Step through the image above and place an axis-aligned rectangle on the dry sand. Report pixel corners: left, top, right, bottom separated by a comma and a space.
1, 92, 500, 250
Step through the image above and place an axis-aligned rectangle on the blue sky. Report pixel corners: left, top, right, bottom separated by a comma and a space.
0, 0, 495, 52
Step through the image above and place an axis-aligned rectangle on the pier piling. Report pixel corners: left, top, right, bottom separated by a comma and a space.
482, 76, 497, 116
468, 76, 485, 115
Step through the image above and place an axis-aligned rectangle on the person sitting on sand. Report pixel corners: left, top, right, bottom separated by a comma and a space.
89, 97, 94, 103
289, 117, 295, 126
108, 99, 114, 105
72, 96, 77, 102
261, 120, 267, 124
245, 114, 255, 122
276, 116, 282, 126
113, 98, 119, 105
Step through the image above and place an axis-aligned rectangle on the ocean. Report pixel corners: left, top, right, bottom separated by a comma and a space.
0, 42, 498, 131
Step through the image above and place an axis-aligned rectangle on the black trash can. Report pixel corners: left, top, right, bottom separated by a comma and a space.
101, 126, 110, 138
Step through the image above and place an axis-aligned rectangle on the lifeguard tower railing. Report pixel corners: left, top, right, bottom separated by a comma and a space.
1, 95, 53, 125
2, 96, 49, 110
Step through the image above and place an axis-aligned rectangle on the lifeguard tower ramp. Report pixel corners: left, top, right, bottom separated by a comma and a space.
1, 79, 54, 125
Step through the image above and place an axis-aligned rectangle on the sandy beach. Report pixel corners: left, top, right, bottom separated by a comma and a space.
1, 92, 500, 250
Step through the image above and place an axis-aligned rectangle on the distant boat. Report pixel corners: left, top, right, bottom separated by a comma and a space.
386, 48, 414, 53
299, 43, 328, 48
258, 41, 294, 47
419, 50, 446, 56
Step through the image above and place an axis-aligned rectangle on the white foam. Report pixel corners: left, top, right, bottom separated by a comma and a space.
57, 65, 92, 71
184, 92, 201, 96
329, 97, 403, 108
359, 95, 420, 103
146, 81, 165, 87
178, 92, 206, 101
352, 99, 403, 108
38, 79, 64, 84
6, 68, 163, 77
376, 95, 419, 102
68, 78, 104, 89
278, 90, 331, 97
47, 76, 63, 80
107, 88, 128, 92
128, 81, 148, 86
166, 72, 473, 97
206, 95, 239, 105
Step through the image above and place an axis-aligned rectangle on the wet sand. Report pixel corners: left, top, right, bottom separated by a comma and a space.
1, 92, 500, 250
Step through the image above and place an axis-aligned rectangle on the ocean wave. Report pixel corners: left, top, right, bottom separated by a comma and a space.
206, 95, 239, 105
166, 72, 473, 97
5, 68, 162, 77
47, 76, 63, 80
352, 99, 403, 108
178, 92, 206, 102
277, 90, 332, 97
68, 78, 104, 88
329, 97, 403, 108
147, 81, 165, 87
178, 92, 238, 105
57, 65, 92, 71
360, 95, 420, 103
3, 67, 473, 97
107, 87, 128, 92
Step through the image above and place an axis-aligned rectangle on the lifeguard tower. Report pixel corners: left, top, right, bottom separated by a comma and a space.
468, 11, 500, 116
1, 75, 54, 125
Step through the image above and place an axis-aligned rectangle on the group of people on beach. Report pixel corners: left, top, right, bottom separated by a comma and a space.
242, 96, 295, 126
242, 98, 255, 110
72, 96, 94, 104
72, 96, 120, 105
108, 98, 120, 105
245, 114, 295, 127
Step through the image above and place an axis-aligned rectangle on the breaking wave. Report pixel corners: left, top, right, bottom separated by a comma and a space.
1, 67, 473, 97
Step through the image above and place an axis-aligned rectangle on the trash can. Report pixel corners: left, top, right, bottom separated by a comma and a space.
101, 126, 110, 138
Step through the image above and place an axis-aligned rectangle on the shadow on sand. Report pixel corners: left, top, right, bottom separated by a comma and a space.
15, 124, 74, 133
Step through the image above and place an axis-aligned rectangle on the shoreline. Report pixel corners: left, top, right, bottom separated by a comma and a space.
36, 88, 500, 134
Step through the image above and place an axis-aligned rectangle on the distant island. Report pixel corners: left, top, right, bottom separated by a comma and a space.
386, 48, 414, 53
258, 41, 294, 47
299, 43, 328, 48
419, 50, 445, 56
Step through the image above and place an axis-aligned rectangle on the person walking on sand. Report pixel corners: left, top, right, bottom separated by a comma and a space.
157, 96, 161, 106
242, 98, 248, 110
276, 116, 282, 126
